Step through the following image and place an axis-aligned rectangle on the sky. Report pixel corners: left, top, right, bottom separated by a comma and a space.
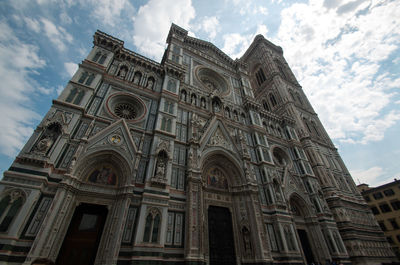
0, 0, 399, 187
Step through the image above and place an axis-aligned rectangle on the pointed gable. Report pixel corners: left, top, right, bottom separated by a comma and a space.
85, 119, 138, 161
199, 116, 240, 156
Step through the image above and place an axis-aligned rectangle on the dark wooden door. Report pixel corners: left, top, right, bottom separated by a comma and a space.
297, 229, 315, 264
56, 204, 108, 265
208, 206, 236, 265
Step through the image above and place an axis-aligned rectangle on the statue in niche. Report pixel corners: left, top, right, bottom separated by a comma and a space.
207, 167, 228, 189
154, 150, 168, 181
242, 227, 252, 256
146, 78, 154, 89
88, 165, 117, 185
118, 66, 127, 78
33, 122, 62, 155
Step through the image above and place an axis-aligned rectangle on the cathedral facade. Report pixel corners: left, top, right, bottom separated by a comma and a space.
0, 24, 396, 265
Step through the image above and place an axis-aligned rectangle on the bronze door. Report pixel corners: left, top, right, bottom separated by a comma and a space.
56, 204, 108, 265
208, 206, 236, 265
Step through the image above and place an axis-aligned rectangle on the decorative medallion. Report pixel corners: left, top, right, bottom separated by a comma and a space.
114, 103, 137, 119
109, 134, 122, 145
106, 92, 147, 122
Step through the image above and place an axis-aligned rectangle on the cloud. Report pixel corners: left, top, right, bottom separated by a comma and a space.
195, 16, 220, 40
222, 24, 268, 59
64, 62, 78, 77
350, 166, 393, 187
274, 0, 400, 144
23, 17, 41, 33
87, 0, 134, 27
40, 18, 73, 52
132, 0, 196, 60
0, 21, 47, 157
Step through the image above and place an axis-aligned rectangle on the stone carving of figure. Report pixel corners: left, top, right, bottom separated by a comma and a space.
155, 160, 166, 179
118, 67, 127, 78
146, 78, 154, 89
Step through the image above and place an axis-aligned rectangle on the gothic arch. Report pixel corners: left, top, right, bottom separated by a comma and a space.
288, 192, 313, 218
200, 149, 245, 187
73, 150, 132, 187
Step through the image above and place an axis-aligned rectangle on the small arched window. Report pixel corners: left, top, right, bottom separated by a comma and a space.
143, 210, 161, 243
303, 118, 312, 133
269, 93, 277, 107
0, 191, 24, 232
255, 68, 266, 86
311, 121, 320, 136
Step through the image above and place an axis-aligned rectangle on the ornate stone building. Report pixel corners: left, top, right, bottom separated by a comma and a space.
0, 24, 397, 265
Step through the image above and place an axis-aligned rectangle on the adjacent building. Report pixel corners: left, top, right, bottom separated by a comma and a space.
358, 180, 400, 259
0, 24, 397, 265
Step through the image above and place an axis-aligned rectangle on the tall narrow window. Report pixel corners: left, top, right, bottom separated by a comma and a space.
78, 72, 88, 83
165, 212, 184, 246
269, 93, 277, 107
98, 54, 107, 64
0, 192, 24, 232
66, 87, 78, 103
93, 52, 101, 62
143, 210, 161, 243
85, 74, 95, 86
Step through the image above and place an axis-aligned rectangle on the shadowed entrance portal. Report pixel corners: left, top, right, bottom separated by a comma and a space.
208, 206, 236, 265
56, 203, 108, 265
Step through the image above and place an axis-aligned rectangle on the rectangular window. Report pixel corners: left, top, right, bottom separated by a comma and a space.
379, 203, 392, 213
364, 195, 371, 202
379, 221, 387, 231
384, 189, 395, 196
387, 236, 394, 244
122, 207, 138, 244
390, 219, 399, 230
373, 192, 383, 200
176, 109, 188, 142
391, 200, 400, 210
165, 212, 184, 246
171, 166, 185, 190
371, 206, 380, 215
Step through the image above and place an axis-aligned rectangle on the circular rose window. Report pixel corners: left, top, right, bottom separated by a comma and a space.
196, 67, 229, 95
106, 93, 146, 121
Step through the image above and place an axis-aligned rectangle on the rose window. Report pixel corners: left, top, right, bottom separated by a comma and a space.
114, 103, 137, 119
106, 92, 146, 121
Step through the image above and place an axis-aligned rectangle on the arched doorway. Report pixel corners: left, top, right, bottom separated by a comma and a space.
200, 152, 245, 265
289, 195, 316, 264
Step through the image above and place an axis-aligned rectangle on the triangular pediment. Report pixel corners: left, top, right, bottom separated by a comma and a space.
85, 119, 138, 161
199, 116, 240, 156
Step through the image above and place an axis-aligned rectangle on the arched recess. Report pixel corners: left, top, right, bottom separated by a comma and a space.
200, 150, 245, 188
73, 150, 133, 187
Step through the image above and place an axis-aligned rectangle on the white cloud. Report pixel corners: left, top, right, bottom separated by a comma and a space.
222, 24, 268, 59
40, 18, 73, 52
274, 0, 400, 144
257, 6, 268, 15
87, 0, 134, 27
132, 0, 196, 60
23, 17, 41, 33
350, 166, 393, 187
64, 62, 78, 78
195, 16, 220, 40
0, 21, 47, 157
